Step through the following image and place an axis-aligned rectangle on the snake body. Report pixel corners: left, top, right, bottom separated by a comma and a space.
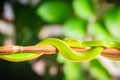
0, 38, 120, 62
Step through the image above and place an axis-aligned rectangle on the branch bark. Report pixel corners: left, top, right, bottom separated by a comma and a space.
0, 45, 120, 57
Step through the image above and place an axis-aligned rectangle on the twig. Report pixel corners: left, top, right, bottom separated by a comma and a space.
0, 45, 120, 57
0, 45, 57, 54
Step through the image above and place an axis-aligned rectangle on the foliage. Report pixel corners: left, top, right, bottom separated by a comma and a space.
0, 0, 120, 80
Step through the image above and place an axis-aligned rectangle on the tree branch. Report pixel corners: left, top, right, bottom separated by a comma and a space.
0, 45, 120, 57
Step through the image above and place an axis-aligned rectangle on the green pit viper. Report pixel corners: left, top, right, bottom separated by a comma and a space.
0, 38, 120, 62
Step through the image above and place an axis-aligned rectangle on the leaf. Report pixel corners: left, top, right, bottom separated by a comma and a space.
89, 59, 112, 80
36, 1, 72, 23
63, 18, 87, 39
57, 54, 87, 80
104, 6, 120, 40
91, 22, 114, 41
72, 0, 95, 20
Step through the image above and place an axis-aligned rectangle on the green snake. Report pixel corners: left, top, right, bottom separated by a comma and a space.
0, 38, 120, 62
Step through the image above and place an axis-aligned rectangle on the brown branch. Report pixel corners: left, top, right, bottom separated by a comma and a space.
0, 45, 57, 54
0, 45, 120, 58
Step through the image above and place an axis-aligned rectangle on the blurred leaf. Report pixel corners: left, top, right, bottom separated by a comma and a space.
36, 1, 72, 23
17, 27, 33, 45
63, 18, 87, 39
89, 59, 112, 80
63, 62, 84, 80
57, 54, 66, 63
13, 2, 42, 30
57, 54, 87, 80
72, 0, 95, 20
91, 22, 114, 41
104, 6, 120, 40
13, 2, 42, 45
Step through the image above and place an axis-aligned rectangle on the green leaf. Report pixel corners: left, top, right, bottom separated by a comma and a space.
63, 62, 84, 80
57, 55, 87, 80
89, 59, 112, 80
91, 22, 114, 41
63, 18, 87, 39
104, 6, 120, 40
36, 1, 72, 23
72, 0, 95, 20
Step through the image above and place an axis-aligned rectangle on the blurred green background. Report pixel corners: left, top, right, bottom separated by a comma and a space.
0, 0, 120, 80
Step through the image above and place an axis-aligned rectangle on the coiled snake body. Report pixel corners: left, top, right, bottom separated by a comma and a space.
0, 38, 120, 62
